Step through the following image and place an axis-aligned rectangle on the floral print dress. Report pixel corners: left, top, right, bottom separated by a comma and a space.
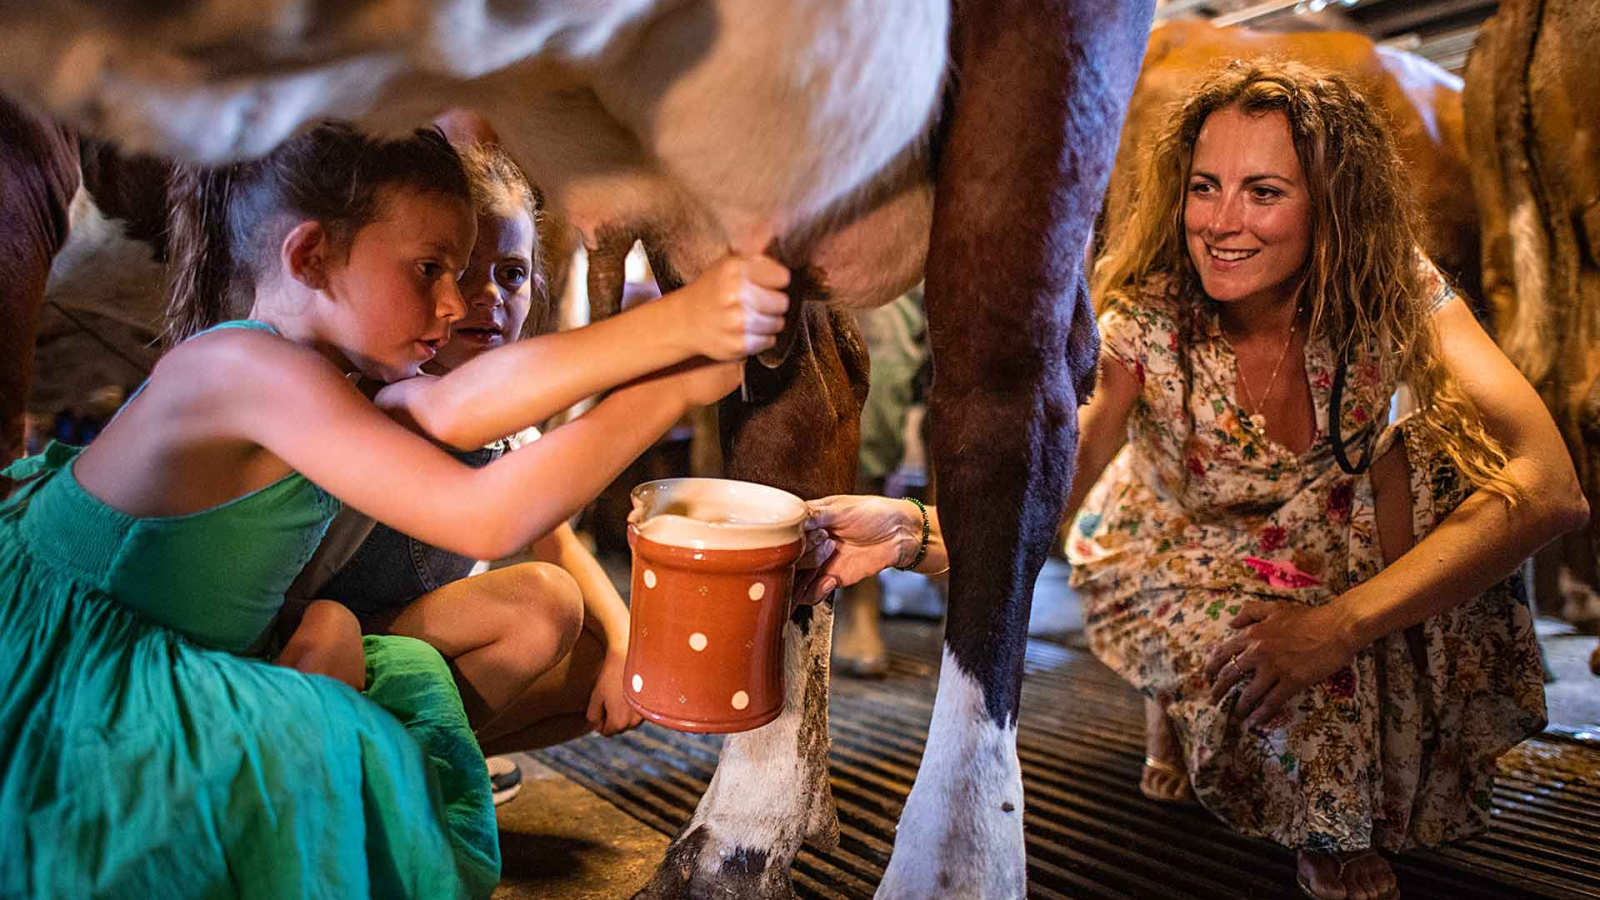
1066, 263, 1546, 854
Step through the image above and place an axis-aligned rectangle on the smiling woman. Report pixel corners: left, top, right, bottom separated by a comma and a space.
1183, 105, 1314, 443
1059, 60, 1587, 900
1182, 106, 1312, 313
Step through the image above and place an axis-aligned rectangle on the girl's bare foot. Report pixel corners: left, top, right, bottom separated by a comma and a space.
1140, 697, 1197, 805
1296, 849, 1399, 900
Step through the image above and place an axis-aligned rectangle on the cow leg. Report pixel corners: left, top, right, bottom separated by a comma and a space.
0, 97, 79, 494
873, 2, 1151, 898
631, 301, 866, 900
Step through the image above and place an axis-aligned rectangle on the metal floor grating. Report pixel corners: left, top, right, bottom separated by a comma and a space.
536, 620, 1600, 899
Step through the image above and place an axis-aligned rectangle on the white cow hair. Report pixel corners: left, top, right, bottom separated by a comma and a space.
1, 2, 945, 262
45, 185, 167, 327
682, 602, 836, 870
875, 645, 1026, 900
32, 185, 167, 416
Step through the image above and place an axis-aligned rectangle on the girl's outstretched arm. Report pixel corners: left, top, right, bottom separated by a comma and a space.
380, 254, 788, 450
220, 331, 742, 560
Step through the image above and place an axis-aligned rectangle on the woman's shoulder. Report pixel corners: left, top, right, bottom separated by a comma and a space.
1411, 248, 1457, 314
1099, 275, 1184, 339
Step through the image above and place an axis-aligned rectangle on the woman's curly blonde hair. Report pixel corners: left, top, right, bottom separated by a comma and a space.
1093, 58, 1516, 502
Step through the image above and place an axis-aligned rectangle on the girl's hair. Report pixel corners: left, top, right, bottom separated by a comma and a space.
1093, 59, 1517, 502
164, 121, 470, 346
456, 140, 549, 336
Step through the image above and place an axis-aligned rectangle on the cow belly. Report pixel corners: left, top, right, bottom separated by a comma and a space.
472, 0, 946, 308
589, 0, 947, 237
0, 1, 948, 313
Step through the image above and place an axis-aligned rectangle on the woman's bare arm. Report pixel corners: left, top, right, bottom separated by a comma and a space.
1329, 295, 1589, 646
1062, 355, 1139, 525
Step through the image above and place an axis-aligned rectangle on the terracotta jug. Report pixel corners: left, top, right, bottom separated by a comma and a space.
623, 477, 807, 733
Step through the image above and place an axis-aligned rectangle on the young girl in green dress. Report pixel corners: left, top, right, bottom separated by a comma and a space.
285, 131, 646, 804
0, 121, 788, 898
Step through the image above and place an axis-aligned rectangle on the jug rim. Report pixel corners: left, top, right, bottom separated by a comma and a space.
629, 477, 809, 532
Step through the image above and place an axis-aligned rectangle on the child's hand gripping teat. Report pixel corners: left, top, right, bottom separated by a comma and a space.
673, 254, 791, 362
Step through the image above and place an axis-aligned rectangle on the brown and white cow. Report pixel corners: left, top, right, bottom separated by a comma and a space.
1463, 0, 1600, 635
0, 112, 173, 476
0, 1, 1155, 897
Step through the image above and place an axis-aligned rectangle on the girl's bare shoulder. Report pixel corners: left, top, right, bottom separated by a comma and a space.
159, 326, 345, 396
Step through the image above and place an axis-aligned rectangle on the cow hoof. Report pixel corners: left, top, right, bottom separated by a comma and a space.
631, 825, 797, 900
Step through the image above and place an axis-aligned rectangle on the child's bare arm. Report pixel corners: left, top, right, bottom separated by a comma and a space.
224, 334, 741, 561
379, 255, 789, 450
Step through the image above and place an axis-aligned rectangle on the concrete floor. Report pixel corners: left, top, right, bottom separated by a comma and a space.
491, 758, 669, 900
1538, 619, 1600, 736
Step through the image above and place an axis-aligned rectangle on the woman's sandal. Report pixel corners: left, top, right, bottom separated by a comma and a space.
1296, 850, 1401, 900
1139, 756, 1199, 806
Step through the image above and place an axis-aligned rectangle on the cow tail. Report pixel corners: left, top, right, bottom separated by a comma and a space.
163, 164, 239, 348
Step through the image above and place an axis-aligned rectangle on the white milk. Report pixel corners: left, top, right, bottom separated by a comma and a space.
633, 479, 806, 551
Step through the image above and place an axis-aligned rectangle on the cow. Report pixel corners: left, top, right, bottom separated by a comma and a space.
0, 1, 1156, 896
1463, 0, 1600, 649
0, 97, 81, 495
0, 98, 175, 496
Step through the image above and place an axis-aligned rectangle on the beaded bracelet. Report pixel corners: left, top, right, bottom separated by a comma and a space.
897, 496, 932, 572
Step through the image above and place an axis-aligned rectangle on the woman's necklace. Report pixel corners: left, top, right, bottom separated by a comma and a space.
1236, 309, 1299, 432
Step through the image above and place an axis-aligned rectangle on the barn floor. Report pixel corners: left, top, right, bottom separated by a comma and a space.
492, 568, 1600, 900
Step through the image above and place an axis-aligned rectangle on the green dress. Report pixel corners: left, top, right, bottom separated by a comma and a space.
0, 321, 499, 899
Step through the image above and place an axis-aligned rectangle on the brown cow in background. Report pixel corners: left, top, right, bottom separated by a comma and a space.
1464, 0, 1600, 645
1105, 19, 1482, 305
0, 104, 173, 498
0, 99, 79, 497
